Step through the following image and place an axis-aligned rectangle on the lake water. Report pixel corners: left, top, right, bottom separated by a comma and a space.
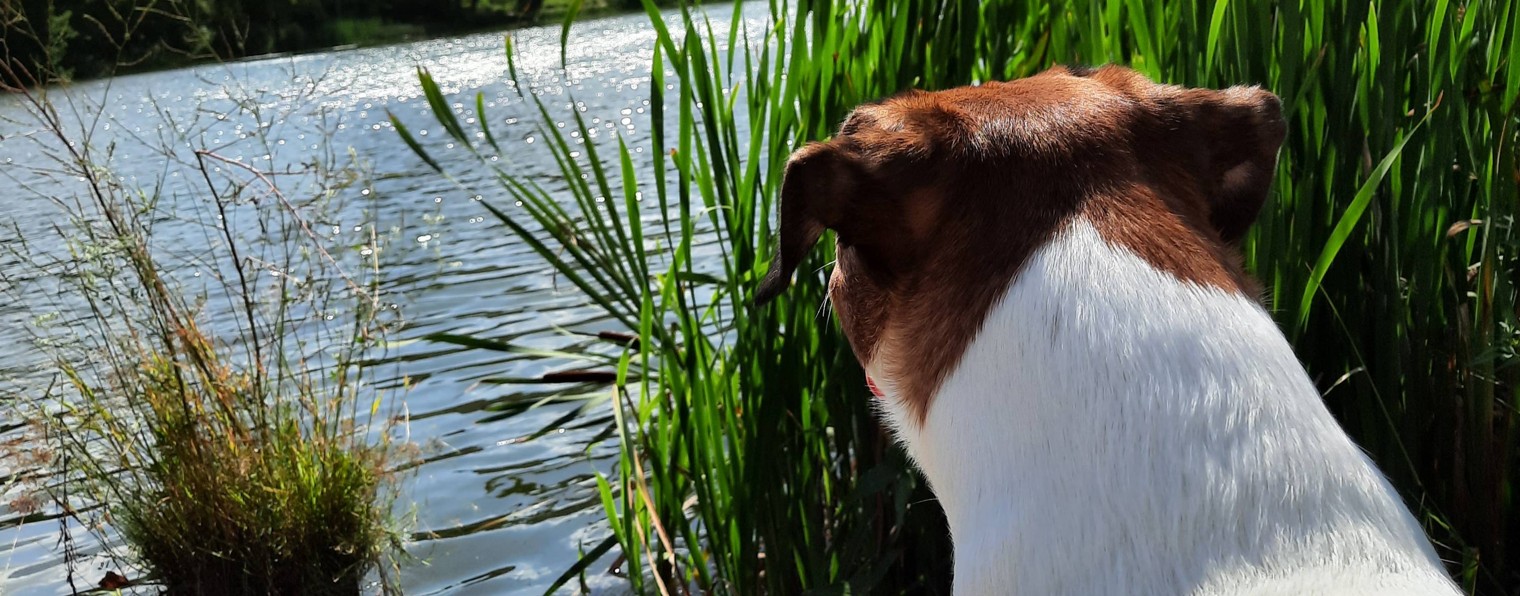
0, 4, 765, 594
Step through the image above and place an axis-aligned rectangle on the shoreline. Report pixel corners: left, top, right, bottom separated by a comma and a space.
8, 1, 640, 90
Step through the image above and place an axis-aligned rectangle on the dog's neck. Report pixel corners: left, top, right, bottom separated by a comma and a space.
870, 220, 1454, 595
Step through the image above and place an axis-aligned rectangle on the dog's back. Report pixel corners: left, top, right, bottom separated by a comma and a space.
882, 221, 1456, 594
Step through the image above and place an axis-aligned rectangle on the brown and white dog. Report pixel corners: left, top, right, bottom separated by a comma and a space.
756, 65, 1461, 595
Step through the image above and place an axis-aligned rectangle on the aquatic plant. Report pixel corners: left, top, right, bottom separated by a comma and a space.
406, 0, 1517, 593
0, 54, 411, 594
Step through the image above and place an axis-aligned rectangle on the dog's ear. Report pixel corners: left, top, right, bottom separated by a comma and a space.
755, 142, 858, 305
1179, 86, 1286, 243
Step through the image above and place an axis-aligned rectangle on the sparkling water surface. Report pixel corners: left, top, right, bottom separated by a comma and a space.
0, 3, 766, 593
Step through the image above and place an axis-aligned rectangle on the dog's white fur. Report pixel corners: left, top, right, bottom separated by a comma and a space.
870, 220, 1461, 595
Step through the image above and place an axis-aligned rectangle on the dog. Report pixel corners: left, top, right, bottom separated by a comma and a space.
755, 65, 1461, 595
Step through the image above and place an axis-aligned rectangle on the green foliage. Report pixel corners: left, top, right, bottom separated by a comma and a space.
406, 0, 1519, 593
0, 0, 557, 83
328, 18, 424, 47
41, 5, 75, 79
403, 11, 952, 589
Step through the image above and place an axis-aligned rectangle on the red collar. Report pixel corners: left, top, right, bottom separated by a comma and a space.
866, 376, 885, 399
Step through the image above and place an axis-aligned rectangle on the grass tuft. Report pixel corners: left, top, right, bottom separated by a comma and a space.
1, 52, 411, 594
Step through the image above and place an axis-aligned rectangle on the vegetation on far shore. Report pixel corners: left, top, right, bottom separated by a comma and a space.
0, 0, 640, 84
407, 0, 1520, 594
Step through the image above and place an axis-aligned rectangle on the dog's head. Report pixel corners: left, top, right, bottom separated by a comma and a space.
756, 65, 1285, 425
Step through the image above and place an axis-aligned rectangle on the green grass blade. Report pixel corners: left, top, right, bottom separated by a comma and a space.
390, 112, 444, 173
1296, 117, 1428, 329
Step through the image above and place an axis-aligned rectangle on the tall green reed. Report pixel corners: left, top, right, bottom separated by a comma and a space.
406, 0, 1517, 593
